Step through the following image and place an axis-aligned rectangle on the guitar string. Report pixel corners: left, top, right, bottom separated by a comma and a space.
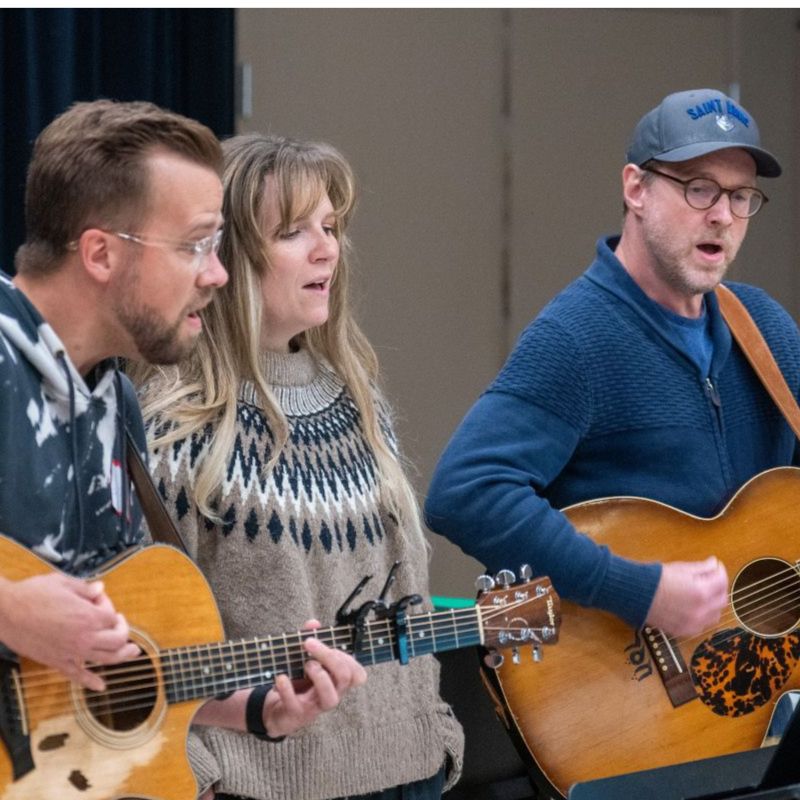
661, 590, 800, 647
17, 617, 543, 720
713, 566, 800, 633
16, 596, 551, 718
16, 621, 541, 722
16, 603, 483, 688
669, 573, 800, 651
730, 568, 800, 624
17, 592, 546, 689
727, 561, 800, 609
17, 607, 543, 701
692, 588, 800, 650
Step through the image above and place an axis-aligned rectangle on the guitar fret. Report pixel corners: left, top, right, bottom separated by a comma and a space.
175, 646, 189, 702
228, 639, 243, 691
403, 612, 434, 660
200, 641, 214, 697
288, 631, 303, 679
243, 637, 253, 689
212, 641, 226, 694
162, 650, 177, 704
254, 637, 265, 683
266, 633, 278, 682
183, 644, 198, 700
264, 636, 277, 682
279, 632, 290, 679
365, 621, 377, 665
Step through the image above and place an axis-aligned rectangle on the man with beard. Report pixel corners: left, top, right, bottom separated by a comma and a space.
0, 101, 365, 747
425, 88, 795, 637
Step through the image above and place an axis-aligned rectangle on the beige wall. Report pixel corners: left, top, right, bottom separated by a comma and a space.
237, 8, 800, 597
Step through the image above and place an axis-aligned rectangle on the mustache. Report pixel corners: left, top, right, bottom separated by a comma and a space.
191, 290, 216, 315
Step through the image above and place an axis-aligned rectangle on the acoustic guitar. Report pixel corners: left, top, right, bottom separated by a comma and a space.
482, 466, 800, 799
0, 534, 560, 800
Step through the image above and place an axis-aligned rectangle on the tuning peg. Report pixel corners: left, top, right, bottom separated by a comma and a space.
512, 647, 521, 665
483, 650, 504, 670
519, 564, 532, 582
495, 569, 515, 588
475, 574, 495, 593
532, 645, 543, 662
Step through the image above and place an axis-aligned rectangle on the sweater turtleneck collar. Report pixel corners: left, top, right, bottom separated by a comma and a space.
240, 347, 346, 416
262, 347, 318, 387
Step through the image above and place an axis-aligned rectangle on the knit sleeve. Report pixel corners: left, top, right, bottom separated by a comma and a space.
489, 316, 593, 430
186, 729, 221, 794
425, 318, 660, 628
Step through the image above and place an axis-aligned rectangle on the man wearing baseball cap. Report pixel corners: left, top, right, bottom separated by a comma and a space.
426, 88, 797, 637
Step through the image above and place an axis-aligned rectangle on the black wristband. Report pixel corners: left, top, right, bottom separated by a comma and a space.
245, 685, 286, 742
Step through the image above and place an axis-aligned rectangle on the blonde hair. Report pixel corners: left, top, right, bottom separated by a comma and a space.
134, 133, 425, 547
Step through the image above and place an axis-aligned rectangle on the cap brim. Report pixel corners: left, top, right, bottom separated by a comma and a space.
656, 142, 782, 178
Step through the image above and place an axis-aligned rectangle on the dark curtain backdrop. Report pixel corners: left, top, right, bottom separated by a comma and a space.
0, 8, 235, 275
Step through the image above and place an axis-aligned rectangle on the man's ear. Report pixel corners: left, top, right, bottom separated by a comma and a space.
74, 229, 116, 285
622, 164, 648, 217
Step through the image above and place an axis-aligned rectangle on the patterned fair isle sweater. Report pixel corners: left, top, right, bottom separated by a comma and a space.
147, 349, 463, 800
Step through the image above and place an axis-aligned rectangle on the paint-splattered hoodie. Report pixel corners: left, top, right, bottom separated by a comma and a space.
0, 273, 145, 583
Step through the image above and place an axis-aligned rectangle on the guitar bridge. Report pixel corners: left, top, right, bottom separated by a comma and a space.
643, 627, 697, 707
0, 659, 34, 780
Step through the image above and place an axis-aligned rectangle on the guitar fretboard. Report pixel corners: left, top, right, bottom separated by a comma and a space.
161, 607, 483, 704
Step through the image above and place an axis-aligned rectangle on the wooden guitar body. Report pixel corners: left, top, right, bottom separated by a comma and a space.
486, 467, 800, 798
0, 534, 558, 799
0, 541, 223, 800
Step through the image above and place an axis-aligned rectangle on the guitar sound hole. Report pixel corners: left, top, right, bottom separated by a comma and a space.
732, 557, 800, 637
84, 654, 158, 732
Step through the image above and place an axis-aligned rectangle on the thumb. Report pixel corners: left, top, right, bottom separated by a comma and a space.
697, 556, 720, 575
73, 579, 105, 600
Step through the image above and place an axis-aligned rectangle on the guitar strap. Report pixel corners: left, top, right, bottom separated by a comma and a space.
125, 430, 190, 555
715, 283, 800, 441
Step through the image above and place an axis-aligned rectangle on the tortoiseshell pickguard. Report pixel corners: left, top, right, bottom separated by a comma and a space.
691, 629, 800, 717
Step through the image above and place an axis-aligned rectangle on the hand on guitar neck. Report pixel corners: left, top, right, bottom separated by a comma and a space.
0, 571, 140, 692
193, 620, 368, 739
645, 555, 729, 636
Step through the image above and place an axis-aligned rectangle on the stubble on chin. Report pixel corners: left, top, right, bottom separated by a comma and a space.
645, 225, 737, 298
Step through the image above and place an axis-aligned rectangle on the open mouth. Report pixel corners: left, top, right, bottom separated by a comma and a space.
697, 243, 723, 256
304, 280, 329, 291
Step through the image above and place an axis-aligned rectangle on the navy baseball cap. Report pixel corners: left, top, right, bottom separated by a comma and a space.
626, 88, 781, 177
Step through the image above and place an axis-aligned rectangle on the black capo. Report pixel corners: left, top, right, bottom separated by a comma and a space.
336, 563, 423, 663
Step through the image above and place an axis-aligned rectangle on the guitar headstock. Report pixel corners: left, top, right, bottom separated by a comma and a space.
476, 566, 560, 665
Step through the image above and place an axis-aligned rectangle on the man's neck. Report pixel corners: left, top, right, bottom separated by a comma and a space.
614, 233, 705, 319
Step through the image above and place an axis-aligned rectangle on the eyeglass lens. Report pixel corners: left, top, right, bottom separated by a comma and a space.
685, 179, 763, 217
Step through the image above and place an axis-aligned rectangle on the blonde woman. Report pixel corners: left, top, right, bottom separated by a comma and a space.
134, 134, 463, 800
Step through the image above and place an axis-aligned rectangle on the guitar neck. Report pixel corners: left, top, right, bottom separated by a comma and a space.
162, 606, 483, 704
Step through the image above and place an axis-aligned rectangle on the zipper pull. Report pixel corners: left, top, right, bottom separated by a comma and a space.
705, 377, 721, 407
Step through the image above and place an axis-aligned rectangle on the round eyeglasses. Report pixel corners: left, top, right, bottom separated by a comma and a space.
643, 167, 768, 219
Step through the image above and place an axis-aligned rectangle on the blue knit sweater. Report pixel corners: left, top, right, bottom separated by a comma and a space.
425, 236, 800, 628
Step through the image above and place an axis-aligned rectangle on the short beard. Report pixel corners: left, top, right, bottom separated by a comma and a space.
643, 218, 733, 297
119, 302, 194, 365
114, 257, 198, 365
